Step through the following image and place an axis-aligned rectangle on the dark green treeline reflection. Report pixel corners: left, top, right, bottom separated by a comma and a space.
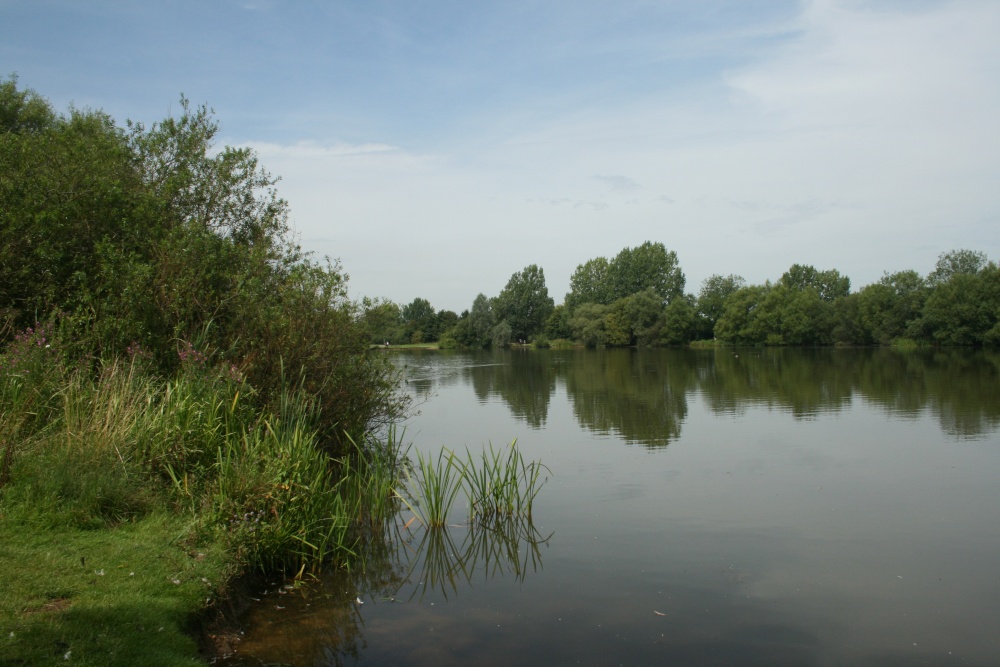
427, 348, 1000, 446
467, 350, 557, 428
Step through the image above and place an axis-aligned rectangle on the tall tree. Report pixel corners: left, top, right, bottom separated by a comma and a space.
565, 257, 611, 310
779, 264, 850, 302
927, 249, 989, 286
493, 264, 554, 341
467, 293, 495, 348
607, 241, 685, 304
402, 297, 437, 342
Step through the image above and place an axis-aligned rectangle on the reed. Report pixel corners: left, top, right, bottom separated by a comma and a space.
394, 440, 549, 535
461, 441, 550, 523
398, 447, 464, 528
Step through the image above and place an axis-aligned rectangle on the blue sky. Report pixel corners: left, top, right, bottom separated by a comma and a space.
3, 0, 999, 313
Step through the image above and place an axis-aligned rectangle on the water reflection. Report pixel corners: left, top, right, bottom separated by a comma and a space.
405, 348, 1000, 444
222, 348, 1000, 666
562, 349, 693, 447
403, 517, 551, 601
466, 350, 556, 428
220, 514, 550, 666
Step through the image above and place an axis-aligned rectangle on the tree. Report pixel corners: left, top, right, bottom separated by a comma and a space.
565, 257, 611, 310
857, 270, 927, 344
0, 78, 404, 449
544, 304, 572, 340
467, 293, 495, 348
650, 294, 696, 345
362, 298, 403, 344
1, 78, 151, 333
402, 297, 437, 342
918, 263, 1000, 345
492, 264, 554, 341
927, 249, 989, 286
714, 284, 773, 344
617, 289, 665, 346
606, 241, 685, 304
568, 303, 609, 347
491, 320, 513, 348
695, 274, 745, 339
779, 264, 850, 302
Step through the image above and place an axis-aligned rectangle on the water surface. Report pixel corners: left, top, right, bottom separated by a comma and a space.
226, 348, 1000, 666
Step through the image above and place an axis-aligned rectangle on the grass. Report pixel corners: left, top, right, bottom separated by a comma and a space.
0, 510, 232, 667
0, 343, 416, 665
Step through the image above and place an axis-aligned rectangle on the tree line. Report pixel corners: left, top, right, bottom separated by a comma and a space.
367, 245, 1000, 348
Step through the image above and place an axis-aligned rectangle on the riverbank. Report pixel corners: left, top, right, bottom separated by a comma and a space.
0, 355, 404, 666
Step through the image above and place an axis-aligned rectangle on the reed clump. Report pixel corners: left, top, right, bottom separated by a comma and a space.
398, 441, 550, 529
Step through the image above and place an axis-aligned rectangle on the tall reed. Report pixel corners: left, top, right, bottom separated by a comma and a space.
395, 441, 550, 530
398, 448, 464, 528
461, 441, 550, 523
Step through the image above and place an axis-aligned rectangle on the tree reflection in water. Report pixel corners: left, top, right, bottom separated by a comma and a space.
446, 347, 1000, 444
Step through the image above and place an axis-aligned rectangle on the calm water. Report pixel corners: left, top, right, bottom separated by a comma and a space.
224, 348, 1000, 666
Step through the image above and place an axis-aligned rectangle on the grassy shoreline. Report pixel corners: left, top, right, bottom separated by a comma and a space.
0, 353, 402, 666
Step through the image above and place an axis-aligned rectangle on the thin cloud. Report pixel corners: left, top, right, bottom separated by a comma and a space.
593, 174, 641, 192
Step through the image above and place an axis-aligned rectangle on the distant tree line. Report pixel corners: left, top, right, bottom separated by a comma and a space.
365, 246, 1000, 348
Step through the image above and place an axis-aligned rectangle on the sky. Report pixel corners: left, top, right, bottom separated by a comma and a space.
3, 0, 999, 313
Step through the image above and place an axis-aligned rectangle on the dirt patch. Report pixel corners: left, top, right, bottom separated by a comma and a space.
23, 596, 73, 615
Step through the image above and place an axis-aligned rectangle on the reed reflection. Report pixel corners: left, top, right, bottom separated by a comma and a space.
222, 499, 551, 666
401, 515, 551, 601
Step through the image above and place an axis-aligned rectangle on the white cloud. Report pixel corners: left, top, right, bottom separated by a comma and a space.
238, 0, 1000, 309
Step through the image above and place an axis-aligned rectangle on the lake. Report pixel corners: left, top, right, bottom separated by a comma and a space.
222, 348, 1000, 666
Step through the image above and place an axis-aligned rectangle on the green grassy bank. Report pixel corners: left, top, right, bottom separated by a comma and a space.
0, 348, 404, 666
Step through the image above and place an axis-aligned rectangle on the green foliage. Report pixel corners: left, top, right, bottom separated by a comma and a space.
696, 274, 745, 339
568, 303, 609, 347
0, 75, 56, 132
714, 284, 773, 345
857, 270, 928, 344
1, 83, 150, 329
927, 249, 988, 286
493, 264, 555, 341
491, 320, 513, 349
650, 294, 696, 345
469, 293, 497, 348
0, 78, 405, 450
544, 304, 572, 340
362, 298, 404, 344
779, 264, 850, 301
565, 257, 611, 310
917, 264, 1000, 345
400, 297, 442, 342
607, 241, 685, 304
